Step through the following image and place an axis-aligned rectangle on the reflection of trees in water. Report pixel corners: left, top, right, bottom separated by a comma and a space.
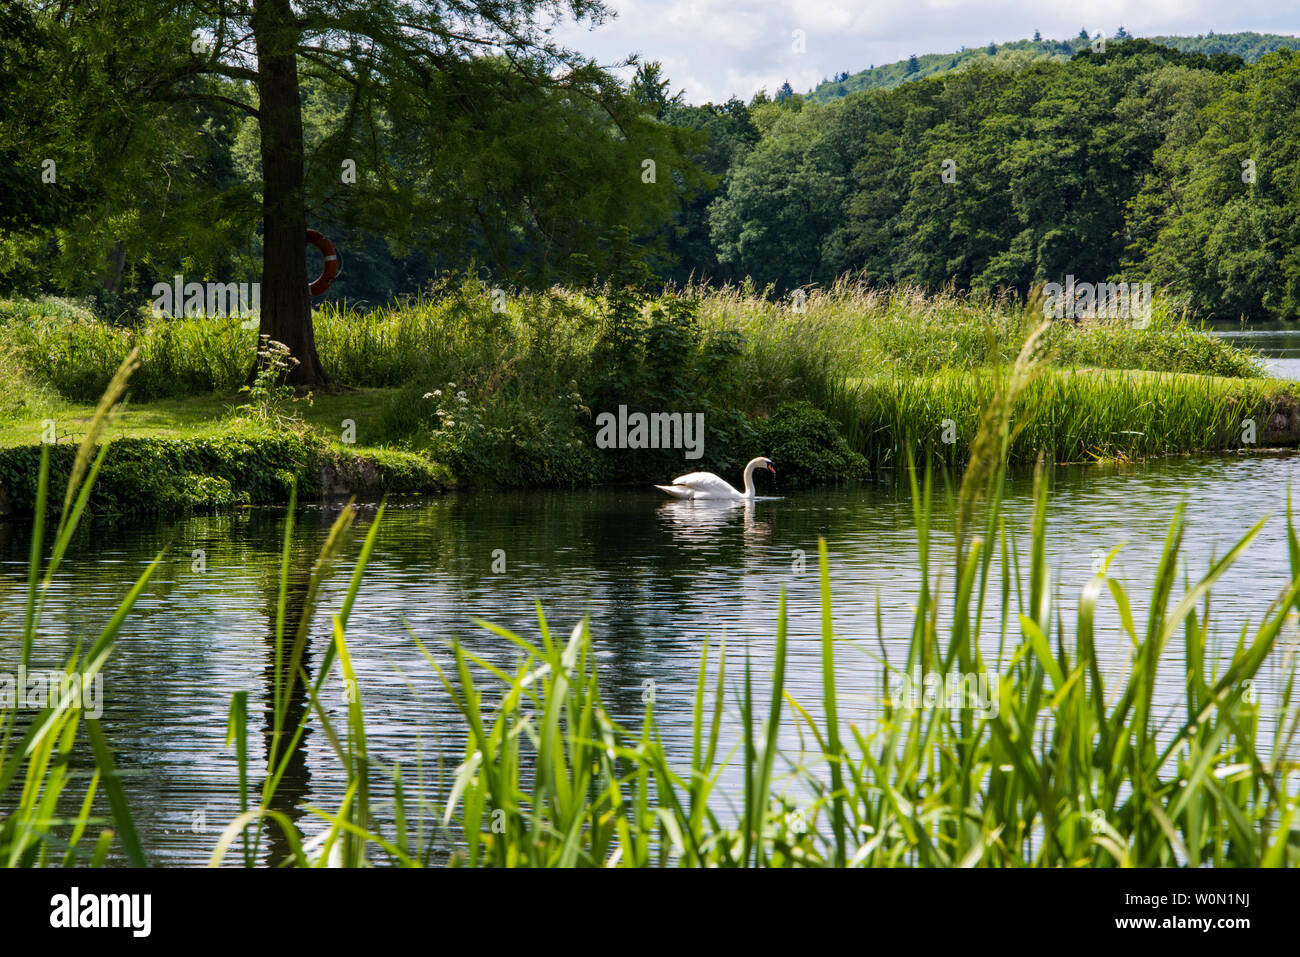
259, 564, 313, 866
0, 519, 16, 633
576, 496, 778, 727
2, 474, 932, 864
4, 484, 887, 862
253, 506, 345, 867
375, 490, 809, 731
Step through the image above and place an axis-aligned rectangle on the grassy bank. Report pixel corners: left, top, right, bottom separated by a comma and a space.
6, 343, 1298, 867
0, 384, 449, 518
0, 433, 449, 519
1, 281, 1266, 403
0, 281, 1289, 514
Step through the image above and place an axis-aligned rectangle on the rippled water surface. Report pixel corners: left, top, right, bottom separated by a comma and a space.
5, 452, 1300, 865
1211, 322, 1300, 379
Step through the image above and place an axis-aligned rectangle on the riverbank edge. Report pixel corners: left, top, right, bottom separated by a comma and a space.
3, 432, 1300, 521
0, 433, 453, 519
4, 378, 1300, 520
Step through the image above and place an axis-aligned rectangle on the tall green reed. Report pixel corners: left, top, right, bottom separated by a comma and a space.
0, 350, 159, 867
845, 366, 1281, 469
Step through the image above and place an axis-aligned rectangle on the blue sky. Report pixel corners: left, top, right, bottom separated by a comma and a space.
550, 0, 1300, 104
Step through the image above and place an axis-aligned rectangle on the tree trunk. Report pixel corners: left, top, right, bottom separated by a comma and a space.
252, 0, 329, 387
104, 239, 126, 293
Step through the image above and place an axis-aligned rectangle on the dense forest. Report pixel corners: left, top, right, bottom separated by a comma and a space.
4, 21, 1300, 322
670, 35, 1300, 321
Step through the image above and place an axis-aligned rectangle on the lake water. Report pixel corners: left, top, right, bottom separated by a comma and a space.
4, 325, 1300, 866
4, 456, 1300, 865
1211, 321, 1300, 379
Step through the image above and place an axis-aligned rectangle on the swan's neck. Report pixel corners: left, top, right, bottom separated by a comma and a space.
741, 460, 757, 498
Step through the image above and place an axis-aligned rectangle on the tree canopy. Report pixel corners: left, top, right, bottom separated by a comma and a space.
0, 0, 699, 381
4, 25, 1300, 331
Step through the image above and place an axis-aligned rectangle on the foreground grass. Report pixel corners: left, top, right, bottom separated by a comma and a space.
4, 342, 1298, 867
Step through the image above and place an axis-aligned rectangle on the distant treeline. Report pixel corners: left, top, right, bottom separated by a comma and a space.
660, 38, 1300, 321
803, 30, 1300, 102
4, 24, 1300, 322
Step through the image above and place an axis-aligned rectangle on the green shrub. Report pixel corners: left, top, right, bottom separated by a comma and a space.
1044, 309, 1264, 378
421, 381, 608, 487
0, 338, 56, 423
756, 401, 869, 486
372, 382, 443, 447
0, 311, 251, 402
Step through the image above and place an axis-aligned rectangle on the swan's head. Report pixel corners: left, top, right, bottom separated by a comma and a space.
750, 456, 775, 476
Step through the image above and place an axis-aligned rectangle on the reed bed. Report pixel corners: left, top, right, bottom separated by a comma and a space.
849, 366, 1281, 468
694, 279, 1263, 390
2, 277, 1280, 487
1, 278, 1263, 407
0, 310, 251, 402
312, 280, 601, 398
4, 279, 1281, 483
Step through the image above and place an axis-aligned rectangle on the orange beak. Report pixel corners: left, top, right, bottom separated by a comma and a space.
767, 464, 776, 476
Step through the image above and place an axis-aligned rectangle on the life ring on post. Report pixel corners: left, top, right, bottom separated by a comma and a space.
306, 229, 340, 296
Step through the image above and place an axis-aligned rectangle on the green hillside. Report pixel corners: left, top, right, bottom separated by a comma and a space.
807, 31, 1300, 102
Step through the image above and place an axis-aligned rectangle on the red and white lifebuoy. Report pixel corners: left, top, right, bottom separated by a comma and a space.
306, 229, 340, 296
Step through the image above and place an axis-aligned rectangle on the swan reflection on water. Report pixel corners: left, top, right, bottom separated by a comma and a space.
656, 495, 782, 544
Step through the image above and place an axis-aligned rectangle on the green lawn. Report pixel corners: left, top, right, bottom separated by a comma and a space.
0, 388, 402, 450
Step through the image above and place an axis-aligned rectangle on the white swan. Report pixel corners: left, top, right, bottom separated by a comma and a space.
655, 457, 775, 500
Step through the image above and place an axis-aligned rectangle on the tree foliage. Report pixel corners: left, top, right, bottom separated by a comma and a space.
0, 0, 699, 351
6, 24, 1300, 325
696, 41, 1300, 319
